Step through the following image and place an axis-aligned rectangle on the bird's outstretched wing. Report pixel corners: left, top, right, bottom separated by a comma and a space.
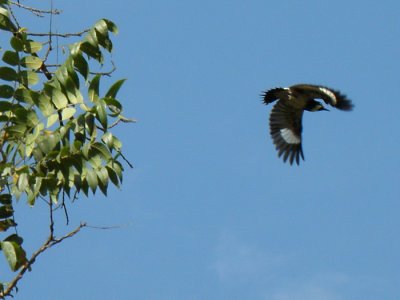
290, 84, 353, 111
269, 100, 305, 165
262, 88, 289, 105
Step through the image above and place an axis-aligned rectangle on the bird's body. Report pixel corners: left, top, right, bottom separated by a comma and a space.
262, 84, 353, 165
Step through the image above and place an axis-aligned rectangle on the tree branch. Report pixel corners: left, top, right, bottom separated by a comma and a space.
9, 1, 61, 17
27, 30, 89, 38
0, 222, 87, 298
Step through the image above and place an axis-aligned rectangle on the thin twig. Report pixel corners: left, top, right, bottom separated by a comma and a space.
27, 30, 89, 37
89, 62, 117, 77
9, 1, 61, 16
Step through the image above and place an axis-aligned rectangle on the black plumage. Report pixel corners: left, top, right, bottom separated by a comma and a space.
261, 84, 353, 165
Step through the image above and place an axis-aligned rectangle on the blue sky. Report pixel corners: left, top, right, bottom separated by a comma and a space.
6, 0, 400, 299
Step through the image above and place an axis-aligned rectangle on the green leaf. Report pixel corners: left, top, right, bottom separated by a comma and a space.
20, 55, 43, 70
61, 107, 76, 120
5, 234, 23, 246
106, 166, 119, 187
73, 53, 89, 80
51, 88, 68, 110
17, 173, 28, 192
104, 97, 122, 116
23, 41, 42, 54
14, 87, 37, 104
91, 142, 111, 160
5, 124, 26, 137
0, 205, 13, 219
97, 167, 109, 196
1, 241, 27, 271
80, 42, 103, 62
105, 79, 126, 99
10, 37, 23, 51
0, 66, 17, 81
86, 169, 98, 194
88, 75, 100, 102
94, 19, 109, 36
0, 219, 17, 232
46, 113, 59, 128
0, 194, 11, 205
103, 19, 118, 34
0, 85, 13, 98
0, 7, 17, 32
38, 93, 55, 117
2, 51, 19, 66
95, 29, 113, 52
0, 100, 13, 112
18, 70, 39, 86
95, 101, 107, 129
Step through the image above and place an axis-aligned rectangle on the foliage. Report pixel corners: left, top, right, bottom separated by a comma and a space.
0, 2, 133, 297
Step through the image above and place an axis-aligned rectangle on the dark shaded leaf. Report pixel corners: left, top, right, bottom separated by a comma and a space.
10, 37, 23, 51
0, 84, 13, 98
0, 66, 17, 81
73, 53, 89, 80
2, 51, 19, 66
0, 194, 11, 205
0, 219, 17, 232
0, 205, 13, 219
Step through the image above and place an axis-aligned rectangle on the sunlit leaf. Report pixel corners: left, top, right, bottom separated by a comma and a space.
61, 107, 76, 120
0, 7, 17, 32
18, 70, 39, 86
20, 55, 43, 70
51, 88, 68, 110
23, 41, 42, 54
46, 113, 59, 128
1, 241, 27, 271
37, 93, 54, 117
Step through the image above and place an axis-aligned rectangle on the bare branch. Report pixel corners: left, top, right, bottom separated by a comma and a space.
27, 30, 89, 38
89, 61, 117, 77
9, 1, 61, 16
0, 223, 87, 298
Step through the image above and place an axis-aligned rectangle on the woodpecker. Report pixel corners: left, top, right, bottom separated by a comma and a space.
261, 84, 353, 165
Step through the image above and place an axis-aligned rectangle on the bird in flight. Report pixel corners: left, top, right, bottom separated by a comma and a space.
261, 84, 353, 165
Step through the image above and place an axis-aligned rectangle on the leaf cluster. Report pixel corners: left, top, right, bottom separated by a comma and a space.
0, 2, 134, 284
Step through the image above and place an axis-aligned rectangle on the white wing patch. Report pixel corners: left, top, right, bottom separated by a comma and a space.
280, 128, 300, 144
319, 87, 337, 105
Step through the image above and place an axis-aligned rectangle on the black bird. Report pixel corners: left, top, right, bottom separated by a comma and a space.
261, 84, 353, 165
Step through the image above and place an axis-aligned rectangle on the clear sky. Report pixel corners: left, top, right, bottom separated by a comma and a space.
7, 0, 400, 299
